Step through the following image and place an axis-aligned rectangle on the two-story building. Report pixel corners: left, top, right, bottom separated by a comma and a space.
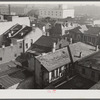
3, 24, 43, 53
33, 42, 97, 88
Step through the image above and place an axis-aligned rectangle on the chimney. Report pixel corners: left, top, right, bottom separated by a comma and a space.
47, 32, 49, 36
2, 45, 5, 49
43, 26, 45, 32
96, 45, 99, 51
8, 33, 11, 37
70, 38, 72, 44
42, 53, 46, 56
21, 32, 24, 36
52, 42, 56, 53
10, 43, 13, 47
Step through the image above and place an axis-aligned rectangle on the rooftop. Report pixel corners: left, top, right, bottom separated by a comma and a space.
90, 80, 100, 89
36, 42, 96, 72
69, 42, 96, 62
12, 26, 32, 39
4, 24, 22, 36
0, 70, 25, 89
27, 35, 69, 55
36, 47, 70, 72
84, 27, 100, 36
78, 50, 100, 71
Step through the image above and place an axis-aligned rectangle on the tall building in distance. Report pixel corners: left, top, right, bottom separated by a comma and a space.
39, 4, 74, 19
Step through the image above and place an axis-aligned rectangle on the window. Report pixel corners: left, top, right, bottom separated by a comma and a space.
82, 68, 85, 74
0, 57, 2, 61
26, 43, 28, 48
91, 71, 95, 79
19, 43, 22, 48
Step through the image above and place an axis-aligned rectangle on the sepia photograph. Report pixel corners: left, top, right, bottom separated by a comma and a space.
0, 1, 100, 91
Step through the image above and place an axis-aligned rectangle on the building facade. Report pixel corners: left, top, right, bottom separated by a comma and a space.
39, 4, 74, 19
30, 42, 97, 88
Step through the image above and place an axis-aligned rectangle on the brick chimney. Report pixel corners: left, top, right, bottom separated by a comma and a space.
8, 33, 11, 37
70, 38, 73, 44
96, 45, 99, 51
2, 45, 5, 49
43, 26, 45, 32
10, 43, 13, 47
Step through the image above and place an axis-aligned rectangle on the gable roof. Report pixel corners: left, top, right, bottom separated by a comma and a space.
36, 47, 70, 71
36, 42, 96, 72
33, 35, 54, 48
69, 26, 82, 33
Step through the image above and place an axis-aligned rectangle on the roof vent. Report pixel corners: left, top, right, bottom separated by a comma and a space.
74, 52, 82, 58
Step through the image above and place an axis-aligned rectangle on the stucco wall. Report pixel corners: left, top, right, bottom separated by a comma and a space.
24, 28, 43, 52
0, 43, 23, 64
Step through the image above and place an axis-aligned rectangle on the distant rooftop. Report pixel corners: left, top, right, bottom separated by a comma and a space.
84, 27, 100, 36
